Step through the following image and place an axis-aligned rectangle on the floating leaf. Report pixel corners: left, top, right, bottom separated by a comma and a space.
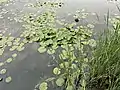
39, 82, 48, 90
19, 43, 25, 47
64, 62, 69, 68
84, 58, 88, 62
5, 76, 12, 83
9, 48, 15, 51
38, 47, 46, 53
59, 63, 64, 68
0, 49, 4, 55
7, 42, 12, 46
45, 39, 53, 45
22, 39, 28, 43
88, 39, 96, 47
17, 46, 25, 51
0, 69, 7, 74
6, 58, 13, 63
12, 53, 17, 58
0, 62, 4, 67
13, 42, 19, 46
15, 38, 21, 42
53, 67, 61, 75
52, 43, 58, 49
8, 37, 14, 41
66, 85, 73, 90
47, 49, 55, 54
56, 78, 64, 86
87, 24, 94, 28
10, 46, 18, 51
71, 64, 77, 69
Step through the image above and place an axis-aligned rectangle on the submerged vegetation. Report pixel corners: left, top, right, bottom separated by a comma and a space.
0, 0, 120, 90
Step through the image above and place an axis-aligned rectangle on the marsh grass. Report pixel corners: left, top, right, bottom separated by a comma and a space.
89, 23, 120, 90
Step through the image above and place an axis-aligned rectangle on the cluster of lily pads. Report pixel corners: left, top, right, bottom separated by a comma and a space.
1, 0, 120, 90
0, 30, 28, 83
18, 1, 98, 90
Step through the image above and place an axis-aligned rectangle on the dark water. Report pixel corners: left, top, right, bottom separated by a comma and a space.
0, 0, 120, 90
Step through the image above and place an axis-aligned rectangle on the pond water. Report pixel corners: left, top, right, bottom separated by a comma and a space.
0, 0, 120, 90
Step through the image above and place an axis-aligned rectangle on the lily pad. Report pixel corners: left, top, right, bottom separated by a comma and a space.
12, 53, 17, 58
5, 76, 12, 83
0, 62, 4, 67
38, 47, 46, 53
53, 67, 61, 75
7, 42, 12, 46
66, 85, 73, 90
9, 46, 18, 51
0, 69, 7, 75
47, 49, 55, 54
8, 37, 14, 41
6, 58, 13, 63
39, 82, 48, 90
88, 39, 96, 47
9, 48, 15, 51
0, 49, 4, 55
56, 78, 64, 86
17, 46, 25, 51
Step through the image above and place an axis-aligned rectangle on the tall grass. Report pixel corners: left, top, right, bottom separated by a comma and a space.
89, 22, 120, 89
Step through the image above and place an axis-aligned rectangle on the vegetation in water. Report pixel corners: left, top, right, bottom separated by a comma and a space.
1, 0, 120, 90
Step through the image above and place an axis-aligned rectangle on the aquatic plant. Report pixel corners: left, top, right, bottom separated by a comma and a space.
2, 0, 120, 90
18, 1, 98, 90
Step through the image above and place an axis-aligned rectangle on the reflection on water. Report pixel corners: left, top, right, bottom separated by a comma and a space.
0, 0, 120, 90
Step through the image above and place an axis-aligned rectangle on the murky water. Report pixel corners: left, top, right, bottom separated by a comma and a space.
0, 0, 120, 90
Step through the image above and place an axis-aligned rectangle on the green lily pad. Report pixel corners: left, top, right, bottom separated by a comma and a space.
71, 64, 77, 69
13, 42, 19, 46
12, 53, 17, 58
19, 43, 25, 47
9, 48, 15, 51
7, 42, 12, 46
56, 78, 64, 86
0, 49, 4, 55
15, 38, 21, 42
59, 63, 64, 68
5, 76, 12, 83
47, 49, 55, 54
0, 69, 7, 74
17, 47, 25, 51
87, 24, 94, 28
8, 37, 14, 41
66, 85, 73, 90
88, 39, 96, 47
39, 82, 48, 90
0, 62, 4, 67
22, 39, 28, 43
10, 46, 18, 51
64, 62, 69, 68
53, 67, 61, 75
29, 40, 33, 43
6, 58, 13, 63
38, 47, 46, 53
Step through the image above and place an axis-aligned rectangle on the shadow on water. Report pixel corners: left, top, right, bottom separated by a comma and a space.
0, 0, 120, 90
